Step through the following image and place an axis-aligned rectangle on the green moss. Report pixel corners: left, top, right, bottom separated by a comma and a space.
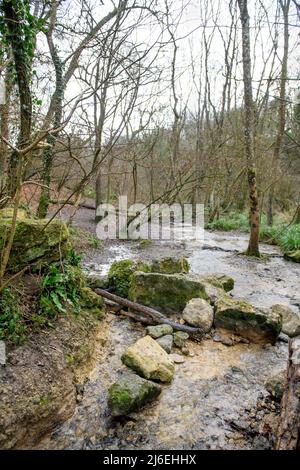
108, 259, 150, 297
108, 374, 162, 416
150, 257, 190, 274
0, 215, 70, 272
129, 272, 208, 314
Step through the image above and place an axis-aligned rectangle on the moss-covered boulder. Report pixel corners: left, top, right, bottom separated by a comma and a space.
201, 274, 234, 292
214, 296, 282, 344
108, 372, 161, 416
121, 335, 174, 383
0, 211, 70, 272
107, 259, 150, 297
149, 257, 190, 274
284, 250, 300, 263
129, 272, 209, 314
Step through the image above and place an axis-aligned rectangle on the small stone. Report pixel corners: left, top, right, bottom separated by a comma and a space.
181, 347, 190, 356
145, 324, 173, 339
0, 341, 6, 366
173, 331, 189, 348
183, 298, 214, 332
156, 335, 173, 354
169, 353, 185, 364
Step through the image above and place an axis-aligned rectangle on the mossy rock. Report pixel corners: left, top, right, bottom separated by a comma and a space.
0, 214, 70, 272
284, 250, 300, 263
107, 259, 150, 297
108, 372, 161, 416
215, 295, 282, 344
80, 286, 104, 308
149, 257, 190, 274
201, 274, 234, 292
129, 272, 208, 314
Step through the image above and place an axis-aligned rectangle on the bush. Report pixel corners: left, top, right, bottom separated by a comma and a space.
279, 224, 300, 252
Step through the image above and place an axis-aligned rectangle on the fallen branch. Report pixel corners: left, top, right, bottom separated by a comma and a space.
96, 288, 204, 339
275, 336, 300, 450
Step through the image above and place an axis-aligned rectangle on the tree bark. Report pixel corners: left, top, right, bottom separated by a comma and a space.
275, 336, 300, 450
237, 0, 260, 257
37, 3, 63, 218
267, 0, 291, 226
2, 0, 33, 196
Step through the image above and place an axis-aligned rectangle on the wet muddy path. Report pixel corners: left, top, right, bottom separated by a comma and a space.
38, 209, 300, 450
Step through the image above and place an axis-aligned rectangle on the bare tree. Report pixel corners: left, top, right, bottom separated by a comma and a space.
237, 0, 260, 256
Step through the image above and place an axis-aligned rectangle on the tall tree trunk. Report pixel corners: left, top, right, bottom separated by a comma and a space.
2, 0, 32, 197
237, 0, 260, 257
37, 3, 63, 218
0, 65, 13, 177
267, 0, 291, 226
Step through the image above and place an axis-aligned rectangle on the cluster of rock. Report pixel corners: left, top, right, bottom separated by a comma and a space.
107, 256, 300, 417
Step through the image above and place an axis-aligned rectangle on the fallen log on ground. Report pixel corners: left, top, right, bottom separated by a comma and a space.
95, 288, 204, 339
275, 336, 300, 450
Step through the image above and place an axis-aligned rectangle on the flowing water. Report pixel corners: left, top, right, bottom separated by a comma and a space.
37, 216, 300, 450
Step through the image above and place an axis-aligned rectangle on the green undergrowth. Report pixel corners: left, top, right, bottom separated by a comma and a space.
206, 212, 300, 252
0, 249, 103, 345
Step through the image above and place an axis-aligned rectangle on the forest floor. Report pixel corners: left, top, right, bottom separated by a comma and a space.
32, 205, 300, 450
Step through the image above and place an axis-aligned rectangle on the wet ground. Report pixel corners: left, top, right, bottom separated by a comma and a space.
38, 207, 300, 450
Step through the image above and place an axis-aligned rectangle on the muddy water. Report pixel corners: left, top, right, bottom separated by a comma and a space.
38, 224, 300, 450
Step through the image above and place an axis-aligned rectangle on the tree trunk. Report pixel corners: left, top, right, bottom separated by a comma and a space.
237, 0, 260, 257
275, 336, 300, 450
2, 1, 32, 196
0, 65, 13, 177
267, 0, 291, 226
95, 288, 204, 339
37, 4, 63, 218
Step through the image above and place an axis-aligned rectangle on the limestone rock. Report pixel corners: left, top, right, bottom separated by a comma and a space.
107, 259, 150, 298
145, 324, 173, 338
173, 331, 189, 348
156, 335, 173, 353
129, 272, 208, 314
201, 274, 234, 292
271, 304, 300, 337
183, 298, 214, 332
214, 296, 282, 344
149, 257, 190, 274
121, 335, 174, 383
0, 212, 70, 272
108, 372, 161, 416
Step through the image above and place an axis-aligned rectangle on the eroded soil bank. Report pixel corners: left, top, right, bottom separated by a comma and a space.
33, 207, 300, 450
